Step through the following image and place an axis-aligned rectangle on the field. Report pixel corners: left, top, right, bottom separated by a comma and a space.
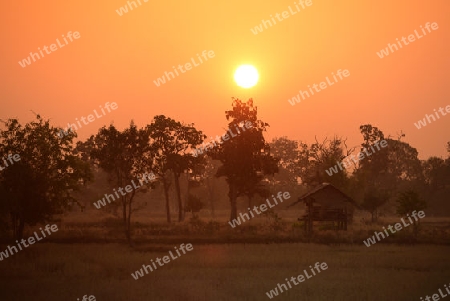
1, 208, 450, 301
0, 242, 450, 301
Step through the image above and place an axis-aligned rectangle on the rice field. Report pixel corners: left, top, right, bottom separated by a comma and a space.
0, 242, 449, 301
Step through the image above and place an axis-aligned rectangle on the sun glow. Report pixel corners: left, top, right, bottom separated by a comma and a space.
234, 65, 259, 88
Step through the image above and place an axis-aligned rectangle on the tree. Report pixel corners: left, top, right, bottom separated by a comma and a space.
354, 125, 423, 221
268, 137, 301, 192
269, 137, 299, 179
361, 187, 389, 223
396, 190, 427, 237
243, 181, 271, 208
422, 157, 449, 191
297, 136, 354, 189
0, 116, 91, 240
201, 158, 220, 218
89, 122, 152, 243
182, 155, 214, 217
184, 194, 204, 217
210, 98, 278, 221
354, 125, 390, 221
419, 145, 450, 216
148, 115, 205, 222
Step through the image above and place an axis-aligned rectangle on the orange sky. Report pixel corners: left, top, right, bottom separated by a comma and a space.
1, 0, 449, 159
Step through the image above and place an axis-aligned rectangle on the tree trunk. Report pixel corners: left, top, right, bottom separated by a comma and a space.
122, 197, 129, 242
209, 189, 215, 218
185, 173, 190, 219
127, 196, 133, 245
11, 212, 24, 241
122, 201, 127, 227
413, 220, 418, 238
173, 172, 184, 222
207, 178, 215, 218
162, 178, 171, 223
11, 211, 17, 241
17, 218, 25, 241
229, 183, 238, 221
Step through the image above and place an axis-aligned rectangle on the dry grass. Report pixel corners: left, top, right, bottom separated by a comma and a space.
0, 243, 449, 301
1, 209, 449, 300
28, 209, 449, 246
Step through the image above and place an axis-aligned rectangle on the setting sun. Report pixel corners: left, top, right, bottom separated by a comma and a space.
234, 65, 259, 88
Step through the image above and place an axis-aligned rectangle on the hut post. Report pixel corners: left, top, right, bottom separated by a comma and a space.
307, 198, 313, 234
344, 206, 348, 230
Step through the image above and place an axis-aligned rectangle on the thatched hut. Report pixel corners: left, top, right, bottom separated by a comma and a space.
288, 183, 359, 234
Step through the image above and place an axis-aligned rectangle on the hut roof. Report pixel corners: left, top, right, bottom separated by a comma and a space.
287, 183, 360, 209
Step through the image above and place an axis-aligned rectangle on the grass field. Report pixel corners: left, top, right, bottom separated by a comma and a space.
1, 209, 450, 300
1, 243, 450, 301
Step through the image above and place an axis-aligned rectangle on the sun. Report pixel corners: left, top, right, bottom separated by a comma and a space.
234, 65, 259, 88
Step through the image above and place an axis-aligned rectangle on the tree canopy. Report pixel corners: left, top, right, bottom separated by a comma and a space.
0, 116, 91, 240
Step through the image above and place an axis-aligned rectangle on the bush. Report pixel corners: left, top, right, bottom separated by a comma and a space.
188, 215, 206, 233
184, 194, 204, 217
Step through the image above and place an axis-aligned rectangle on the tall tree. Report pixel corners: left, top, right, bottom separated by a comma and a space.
0, 116, 91, 240
354, 124, 423, 221
419, 143, 450, 213
202, 158, 219, 218
188, 156, 220, 218
268, 137, 300, 192
89, 122, 152, 243
297, 136, 354, 189
210, 98, 278, 221
148, 115, 205, 222
422, 157, 449, 191
354, 124, 390, 221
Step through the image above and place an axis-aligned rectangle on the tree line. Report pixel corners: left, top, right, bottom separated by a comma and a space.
0, 98, 449, 243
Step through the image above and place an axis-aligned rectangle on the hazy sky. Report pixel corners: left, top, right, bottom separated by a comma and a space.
1, 0, 449, 159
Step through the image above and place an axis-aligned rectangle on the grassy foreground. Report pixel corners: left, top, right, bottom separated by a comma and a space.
0, 243, 449, 301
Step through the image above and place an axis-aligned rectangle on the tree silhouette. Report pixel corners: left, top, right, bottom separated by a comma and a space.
184, 194, 204, 217
89, 122, 152, 243
148, 115, 205, 222
297, 136, 354, 189
268, 137, 301, 193
396, 190, 427, 237
354, 124, 423, 221
210, 98, 278, 221
0, 116, 91, 240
